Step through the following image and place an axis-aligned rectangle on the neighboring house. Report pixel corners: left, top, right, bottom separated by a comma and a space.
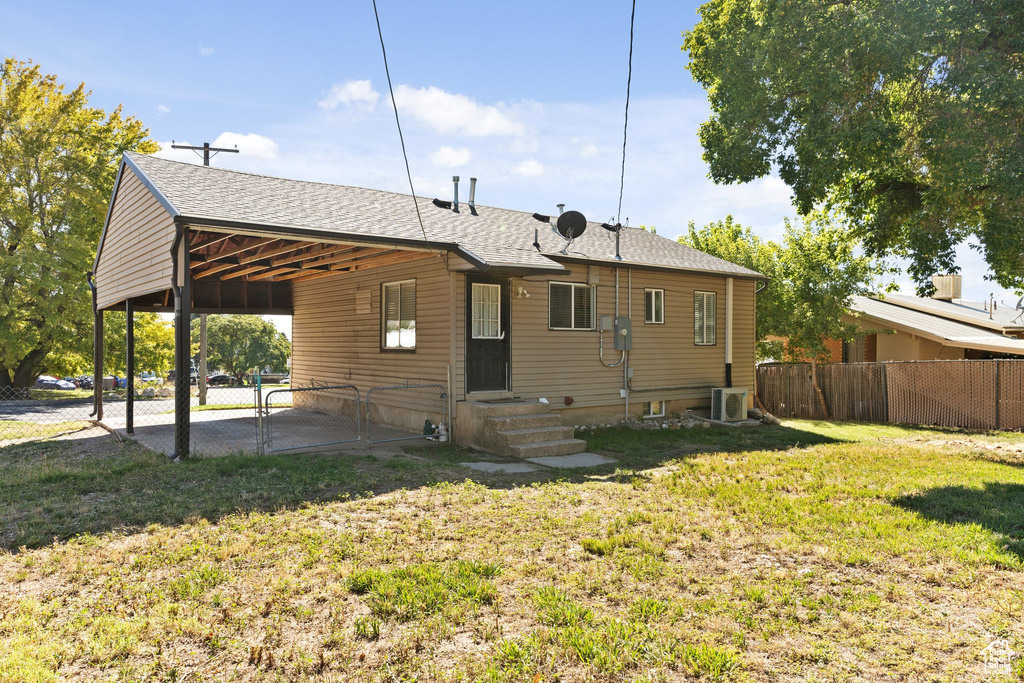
835, 276, 1024, 362
91, 153, 763, 458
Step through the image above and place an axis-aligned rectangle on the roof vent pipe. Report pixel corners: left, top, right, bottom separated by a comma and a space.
468, 177, 477, 208
452, 176, 460, 211
557, 203, 565, 215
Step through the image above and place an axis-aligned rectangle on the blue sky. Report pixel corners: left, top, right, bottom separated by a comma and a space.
3, 0, 1015, 314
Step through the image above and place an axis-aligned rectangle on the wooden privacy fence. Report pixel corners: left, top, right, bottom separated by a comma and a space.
757, 360, 1024, 430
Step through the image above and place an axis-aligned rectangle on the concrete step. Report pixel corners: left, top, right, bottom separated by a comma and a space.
488, 413, 563, 430
509, 438, 588, 459
497, 425, 576, 445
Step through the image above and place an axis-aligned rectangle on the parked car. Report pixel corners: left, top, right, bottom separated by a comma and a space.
206, 374, 233, 386
139, 371, 159, 383
34, 375, 76, 390
166, 368, 199, 385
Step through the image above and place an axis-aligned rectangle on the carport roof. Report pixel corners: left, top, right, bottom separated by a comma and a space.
123, 152, 764, 279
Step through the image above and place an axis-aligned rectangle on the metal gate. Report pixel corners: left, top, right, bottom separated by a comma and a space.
260, 384, 361, 453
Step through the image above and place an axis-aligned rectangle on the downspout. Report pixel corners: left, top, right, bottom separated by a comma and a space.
725, 277, 734, 387
87, 271, 103, 420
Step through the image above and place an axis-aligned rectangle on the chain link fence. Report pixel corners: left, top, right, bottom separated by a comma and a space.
365, 383, 448, 444
260, 384, 360, 453
0, 384, 95, 443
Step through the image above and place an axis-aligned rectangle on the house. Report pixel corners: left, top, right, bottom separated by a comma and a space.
90, 152, 764, 458
835, 276, 1024, 362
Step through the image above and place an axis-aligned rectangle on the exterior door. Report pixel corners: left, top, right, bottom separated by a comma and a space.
466, 277, 510, 393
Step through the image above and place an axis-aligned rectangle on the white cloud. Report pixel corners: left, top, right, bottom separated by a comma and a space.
318, 79, 379, 111
213, 132, 278, 161
429, 146, 471, 167
154, 140, 202, 163
156, 104, 171, 115
509, 138, 539, 154
198, 44, 215, 56
579, 142, 599, 159
153, 133, 279, 165
392, 85, 526, 137
511, 159, 544, 177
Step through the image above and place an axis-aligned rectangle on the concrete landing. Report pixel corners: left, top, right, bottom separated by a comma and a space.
526, 452, 617, 469
459, 461, 541, 474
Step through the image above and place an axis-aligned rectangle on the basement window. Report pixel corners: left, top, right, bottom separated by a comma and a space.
549, 282, 595, 330
382, 280, 416, 350
644, 400, 665, 418
645, 288, 664, 324
694, 291, 717, 345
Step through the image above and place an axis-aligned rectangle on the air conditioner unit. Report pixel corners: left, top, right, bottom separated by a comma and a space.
712, 387, 748, 422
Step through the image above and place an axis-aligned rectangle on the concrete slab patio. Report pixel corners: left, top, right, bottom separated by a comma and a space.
459, 461, 542, 474
103, 406, 431, 457
526, 452, 617, 468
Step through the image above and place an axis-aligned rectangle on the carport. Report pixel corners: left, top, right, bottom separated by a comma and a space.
91, 153, 453, 459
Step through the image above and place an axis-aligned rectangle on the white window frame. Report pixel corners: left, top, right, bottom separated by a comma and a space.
694, 290, 717, 346
548, 282, 596, 331
382, 279, 416, 350
471, 282, 502, 340
645, 288, 665, 324
643, 400, 665, 418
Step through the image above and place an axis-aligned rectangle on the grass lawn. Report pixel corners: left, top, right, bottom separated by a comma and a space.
1, 420, 1023, 681
0, 420, 92, 441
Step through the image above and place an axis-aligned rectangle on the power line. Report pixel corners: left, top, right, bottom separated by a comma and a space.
616, 0, 636, 226
372, 0, 449, 271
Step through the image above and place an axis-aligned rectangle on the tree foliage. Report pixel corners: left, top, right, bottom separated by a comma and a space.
194, 315, 290, 382
684, 1, 1024, 291
102, 312, 175, 377
0, 58, 157, 387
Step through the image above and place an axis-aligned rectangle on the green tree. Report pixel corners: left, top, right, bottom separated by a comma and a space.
101, 312, 175, 378
0, 58, 157, 387
196, 315, 290, 383
684, 1, 1024, 291
682, 214, 884, 417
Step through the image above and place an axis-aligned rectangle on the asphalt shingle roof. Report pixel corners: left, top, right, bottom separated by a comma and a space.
125, 152, 763, 278
850, 296, 1024, 355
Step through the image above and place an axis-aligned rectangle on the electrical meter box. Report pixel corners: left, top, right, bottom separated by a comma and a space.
614, 317, 632, 351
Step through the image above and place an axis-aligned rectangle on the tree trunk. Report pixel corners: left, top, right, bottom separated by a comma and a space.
810, 359, 830, 419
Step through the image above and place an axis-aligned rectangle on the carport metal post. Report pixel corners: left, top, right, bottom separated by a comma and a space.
126, 297, 134, 434
173, 230, 191, 459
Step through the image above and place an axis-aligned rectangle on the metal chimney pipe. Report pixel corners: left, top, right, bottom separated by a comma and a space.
452, 176, 460, 211
468, 177, 477, 208
557, 203, 565, 215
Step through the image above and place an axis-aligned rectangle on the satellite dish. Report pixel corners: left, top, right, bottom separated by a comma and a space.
555, 210, 587, 239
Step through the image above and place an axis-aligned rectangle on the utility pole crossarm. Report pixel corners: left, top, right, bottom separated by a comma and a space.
170, 141, 240, 166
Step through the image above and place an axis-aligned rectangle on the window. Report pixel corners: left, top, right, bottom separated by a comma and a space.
645, 288, 664, 324
382, 280, 416, 349
549, 282, 595, 330
471, 283, 501, 339
643, 400, 665, 418
694, 291, 716, 345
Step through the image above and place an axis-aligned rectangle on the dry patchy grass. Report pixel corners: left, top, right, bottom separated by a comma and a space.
1, 421, 1023, 681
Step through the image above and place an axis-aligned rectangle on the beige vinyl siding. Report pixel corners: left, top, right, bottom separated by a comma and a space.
491, 267, 757, 412
94, 168, 176, 310
290, 256, 452, 427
